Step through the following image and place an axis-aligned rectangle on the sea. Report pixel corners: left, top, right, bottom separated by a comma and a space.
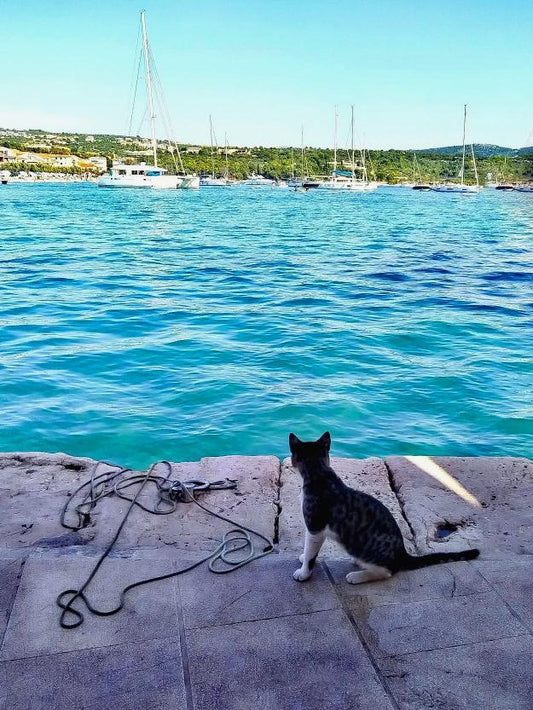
1, 182, 532, 469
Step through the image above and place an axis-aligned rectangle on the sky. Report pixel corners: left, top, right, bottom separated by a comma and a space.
1, 0, 533, 149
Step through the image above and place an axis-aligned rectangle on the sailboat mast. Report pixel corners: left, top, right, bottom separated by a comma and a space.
471, 142, 479, 186
333, 106, 338, 179
301, 125, 306, 179
460, 103, 467, 187
141, 10, 158, 167
209, 115, 215, 179
224, 132, 229, 181
351, 105, 355, 179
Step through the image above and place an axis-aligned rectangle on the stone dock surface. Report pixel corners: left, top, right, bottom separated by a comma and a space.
1, 452, 532, 709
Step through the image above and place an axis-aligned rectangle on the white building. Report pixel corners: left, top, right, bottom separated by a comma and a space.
87, 156, 107, 171
51, 155, 80, 168
0, 146, 16, 162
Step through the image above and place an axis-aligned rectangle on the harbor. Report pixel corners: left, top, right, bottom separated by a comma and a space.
1, 181, 531, 466
2, 2, 532, 709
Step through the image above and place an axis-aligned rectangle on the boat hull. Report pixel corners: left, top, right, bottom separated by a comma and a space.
98, 174, 199, 189
431, 185, 482, 193
199, 177, 231, 187
316, 180, 377, 191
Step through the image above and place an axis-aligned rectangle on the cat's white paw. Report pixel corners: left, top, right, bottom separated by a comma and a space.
293, 567, 312, 582
346, 571, 366, 585
299, 553, 305, 564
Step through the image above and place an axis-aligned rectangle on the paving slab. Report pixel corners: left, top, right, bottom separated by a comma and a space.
1, 553, 180, 660
186, 608, 396, 710
0, 557, 25, 645
386, 456, 533, 556
279, 455, 415, 554
378, 635, 533, 710
326, 558, 491, 607
473, 556, 533, 632
0, 637, 186, 710
96, 456, 279, 553
178, 554, 339, 629
347, 590, 527, 658
1, 453, 532, 710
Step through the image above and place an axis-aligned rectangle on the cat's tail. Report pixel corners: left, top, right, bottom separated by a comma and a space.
403, 548, 480, 570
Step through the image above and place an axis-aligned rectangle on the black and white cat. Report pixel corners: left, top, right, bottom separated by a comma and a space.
289, 432, 479, 584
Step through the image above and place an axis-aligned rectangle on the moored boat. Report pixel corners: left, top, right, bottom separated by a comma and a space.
431, 183, 481, 193
431, 105, 481, 194
99, 163, 199, 189
199, 117, 231, 187
240, 174, 276, 186
316, 106, 377, 191
98, 11, 198, 190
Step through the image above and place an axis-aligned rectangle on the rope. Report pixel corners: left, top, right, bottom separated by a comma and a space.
57, 461, 274, 629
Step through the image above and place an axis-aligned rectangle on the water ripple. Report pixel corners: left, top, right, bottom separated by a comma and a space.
1, 183, 532, 467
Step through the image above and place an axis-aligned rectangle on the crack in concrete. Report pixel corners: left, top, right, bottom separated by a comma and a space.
0, 555, 27, 652
174, 578, 194, 710
474, 566, 533, 636
379, 631, 532, 660
384, 460, 417, 548
272, 459, 282, 545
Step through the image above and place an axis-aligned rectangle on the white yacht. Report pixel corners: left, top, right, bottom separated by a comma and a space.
98, 11, 198, 190
432, 105, 481, 194
200, 176, 231, 187
240, 174, 276, 186
100, 163, 199, 189
515, 184, 533, 193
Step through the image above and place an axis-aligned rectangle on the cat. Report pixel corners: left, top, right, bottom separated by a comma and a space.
289, 431, 480, 584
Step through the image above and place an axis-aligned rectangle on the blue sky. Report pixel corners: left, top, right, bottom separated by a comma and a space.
1, 0, 532, 148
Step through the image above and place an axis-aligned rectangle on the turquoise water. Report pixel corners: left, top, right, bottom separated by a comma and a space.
1, 183, 532, 468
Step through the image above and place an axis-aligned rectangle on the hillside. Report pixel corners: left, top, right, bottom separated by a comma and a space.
1, 128, 532, 183
416, 144, 523, 158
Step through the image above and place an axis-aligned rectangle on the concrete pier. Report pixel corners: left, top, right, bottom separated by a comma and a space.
1, 451, 532, 709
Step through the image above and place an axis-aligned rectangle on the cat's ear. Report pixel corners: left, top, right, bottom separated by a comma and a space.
318, 431, 331, 452
289, 433, 301, 452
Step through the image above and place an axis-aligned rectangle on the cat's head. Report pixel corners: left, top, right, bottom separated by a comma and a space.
289, 431, 331, 471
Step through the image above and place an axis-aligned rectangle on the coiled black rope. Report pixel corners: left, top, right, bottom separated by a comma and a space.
57, 460, 274, 629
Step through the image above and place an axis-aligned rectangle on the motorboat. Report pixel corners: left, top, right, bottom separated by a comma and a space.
240, 174, 276, 186
431, 183, 481, 193
100, 163, 199, 189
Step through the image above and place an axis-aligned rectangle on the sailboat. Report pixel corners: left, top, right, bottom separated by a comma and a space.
316, 106, 377, 191
99, 11, 199, 189
287, 127, 319, 189
411, 153, 432, 190
200, 117, 231, 187
432, 105, 481, 193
